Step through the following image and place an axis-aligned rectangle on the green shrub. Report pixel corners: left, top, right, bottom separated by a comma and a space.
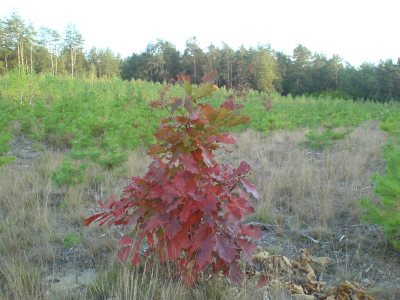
360, 142, 400, 249
0, 156, 16, 168
0, 132, 15, 168
380, 109, 400, 134
51, 158, 86, 188
0, 132, 11, 155
63, 232, 83, 248
304, 128, 349, 151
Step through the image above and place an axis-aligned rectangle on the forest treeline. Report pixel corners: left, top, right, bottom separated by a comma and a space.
1, 12, 400, 102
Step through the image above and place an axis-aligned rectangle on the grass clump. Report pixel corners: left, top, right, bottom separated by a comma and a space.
0, 257, 44, 300
304, 128, 349, 151
0, 131, 15, 168
52, 158, 86, 189
63, 232, 83, 248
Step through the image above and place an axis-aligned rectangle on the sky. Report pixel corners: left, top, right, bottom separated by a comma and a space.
1, 0, 399, 66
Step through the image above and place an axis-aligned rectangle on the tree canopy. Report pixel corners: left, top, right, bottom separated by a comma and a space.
1, 12, 400, 102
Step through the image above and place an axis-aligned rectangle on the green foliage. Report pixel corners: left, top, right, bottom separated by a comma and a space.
380, 108, 400, 134
304, 128, 349, 151
51, 158, 86, 188
0, 156, 16, 168
239, 95, 386, 134
360, 143, 400, 249
0, 73, 399, 172
0, 132, 11, 155
314, 89, 353, 100
63, 232, 83, 248
95, 147, 127, 170
254, 47, 277, 92
0, 71, 39, 103
0, 130, 15, 168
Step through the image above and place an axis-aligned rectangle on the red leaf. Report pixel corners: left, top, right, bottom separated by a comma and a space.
154, 126, 173, 140
240, 178, 260, 200
99, 195, 116, 209
170, 226, 191, 249
202, 71, 218, 83
179, 201, 194, 222
166, 239, 181, 261
257, 274, 270, 287
191, 224, 214, 269
201, 104, 218, 121
229, 263, 243, 285
196, 235, 214, 269
221, 99, 235, 110
149, 185, 164, 199
175, 116, 189, 125
226, 202, 243, 219
181, 154, 199, 173
116, 245, 131, 262
238, 238, 257, 262
166, 198, 182, 213
165, 218, 182, 238
235, 161, 251, 176
173, 171, 194, 194
132, 235, 144, 267
189, 110, 199, 121
149, 144, 166, 155
240, 224, 261, 240
224, 115, 250, 127
144, 214, 163, 231
171, 233, 190, 251
146, 232, 155, 248
132, 250, 139, 267
229, 194, 254, 216
192, 149, 203, 163
192, 224, 211, 250
215, 234, 237, 263
216, 133, 236, 145
118, 236, 133, 246
160, 117, 172, 124
185, 210, 203, 228
160, 184, 178, 204
83, 212, 106, 226
202, 194, 218, 213
171, 98, 182, 114
199, 145, 213, 167
184, 97, 194, 113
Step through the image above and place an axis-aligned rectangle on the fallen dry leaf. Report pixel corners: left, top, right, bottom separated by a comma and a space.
310, 256, 334, 267
252, 248, 375, 300
326, 280, 375, 300
290, 282, 305, 294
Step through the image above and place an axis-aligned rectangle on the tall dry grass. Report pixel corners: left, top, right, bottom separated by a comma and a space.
220, 121, 386, 228
0, 122, 390, 299
0, 149, 151, 299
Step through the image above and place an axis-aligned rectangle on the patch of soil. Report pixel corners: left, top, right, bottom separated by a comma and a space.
8, 134, 43, 167
43, 268, 96, 298
254, 222, 400, 299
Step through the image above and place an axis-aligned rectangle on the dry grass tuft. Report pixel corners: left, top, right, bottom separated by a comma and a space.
87, 259, 264, 300
219, 121, 387, 228
0, 256, 44, 300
